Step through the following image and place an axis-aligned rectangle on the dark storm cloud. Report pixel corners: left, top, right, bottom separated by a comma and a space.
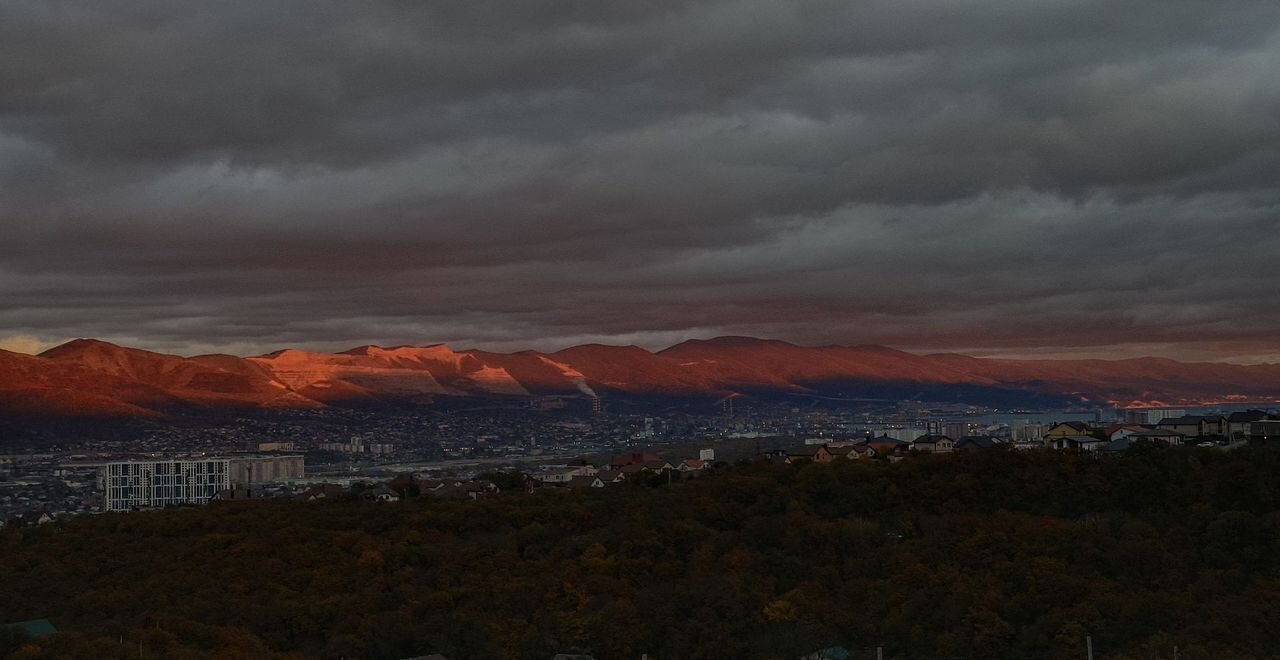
2, 0, 1280, 360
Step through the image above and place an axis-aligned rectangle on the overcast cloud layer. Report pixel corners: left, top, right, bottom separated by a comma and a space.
3, 0, 1280, 361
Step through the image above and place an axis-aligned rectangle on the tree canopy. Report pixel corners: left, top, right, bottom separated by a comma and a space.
2, 446, 1279, 659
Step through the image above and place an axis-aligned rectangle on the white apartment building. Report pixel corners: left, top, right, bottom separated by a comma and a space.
100, 459, 230, 511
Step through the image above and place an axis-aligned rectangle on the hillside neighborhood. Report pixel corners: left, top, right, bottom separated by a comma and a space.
4, 409, 1280, 529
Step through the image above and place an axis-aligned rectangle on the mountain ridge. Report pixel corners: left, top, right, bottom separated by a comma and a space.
3, 336, 1279, 417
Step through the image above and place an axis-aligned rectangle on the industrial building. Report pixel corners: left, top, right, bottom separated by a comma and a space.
228, 455, 305, 488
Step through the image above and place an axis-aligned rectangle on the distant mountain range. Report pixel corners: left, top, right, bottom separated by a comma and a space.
2, 336, 1279, 418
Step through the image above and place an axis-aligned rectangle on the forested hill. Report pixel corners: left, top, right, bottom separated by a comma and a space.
4, 448, 1280, 660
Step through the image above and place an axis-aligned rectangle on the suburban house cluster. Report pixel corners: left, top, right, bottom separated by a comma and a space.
296, 449, 720, 506
756, 433, 997, 464
530, 449, 716, 489
751, 410, 1280, 463
1039, 410, 1280, 452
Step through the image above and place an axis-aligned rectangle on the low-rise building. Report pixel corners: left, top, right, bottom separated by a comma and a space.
596, 469, 626, 484
1044, 422, 1093, 441
536, 468, 581, 484
1127, 429, 1186, 446
1227, 411, 1273, 440
1045, 434, 1104, 451
912, 434, 955, 453
1250, 420, 1280, 443
300, 484, 346, 501
954, 436, 998, 451
826, 445, 860, 459
1121, 408, 1185, 425
535, 463, 598, 484
787, 445, 834, 462
1104, 424, 1152, 442
228, 455, 304, 488
432, 481, 500, 500
1157, 415, 1227, 438
867, 435, 910, 457
1063, 436, 1106, 452
362, 484, 400, 502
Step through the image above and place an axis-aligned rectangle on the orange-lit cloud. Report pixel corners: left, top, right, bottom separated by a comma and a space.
0, 335, 51, 355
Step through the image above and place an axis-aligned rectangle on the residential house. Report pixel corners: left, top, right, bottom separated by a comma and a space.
567, 475, 604, 489
432, 480, 501, 500
299, 484, 346, 501
1157, 415, 1227, 439
467, 481, 502, 498
1060, 435, 1106, 452
416, 479, 455, 494
848, 445, 877, 459
537, 461, 600, 484
1202, 415, 1229, 436
788, 445, 834, 462
536, 468, 583, 484
826, 445, 860, 459
1250, 420, 1280, 443
595, 469, 626, 484
954, 436, 998, 451
640, 459, 675, 472
565, 458, 599, 475
363, 484, 400, 502
1157, 416, 1202, 438
1227, 410, 1273, 441
1044, 421, 1093, 442
1127, 429, 1186, 446
912, 434, 955, 453
1104, 424, 1152, 442
867, 435, 910, 457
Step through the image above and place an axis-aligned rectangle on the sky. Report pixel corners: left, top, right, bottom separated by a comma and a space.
2, 1, 1280, 362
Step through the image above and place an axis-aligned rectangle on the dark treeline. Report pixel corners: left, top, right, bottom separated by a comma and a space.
3, 446, 1279, 659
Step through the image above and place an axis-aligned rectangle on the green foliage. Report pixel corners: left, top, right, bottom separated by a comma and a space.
2, 447, 1280, 659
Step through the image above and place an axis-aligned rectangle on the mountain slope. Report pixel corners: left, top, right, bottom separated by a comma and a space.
928, 353, 1280, 407
549, 344, 721, 395
2, 336, 1279, 417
